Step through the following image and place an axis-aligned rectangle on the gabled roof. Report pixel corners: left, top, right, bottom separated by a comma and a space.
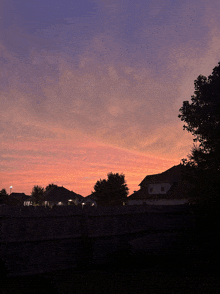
84, 192, 98, 200
83, 193, 98, 202
139, 164, 183, 187
10, 193, 31, 201
42, 186, 83, 202
128, 188, 149, 200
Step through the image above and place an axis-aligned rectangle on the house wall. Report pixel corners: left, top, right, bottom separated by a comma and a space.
23, 201, 32, 206
127, 199, 145, 205
127, 199, 189, 205
148, 183, 172, 194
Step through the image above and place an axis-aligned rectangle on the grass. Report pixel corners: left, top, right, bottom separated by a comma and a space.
46, 262, 219, 294
3, 253, 218, 294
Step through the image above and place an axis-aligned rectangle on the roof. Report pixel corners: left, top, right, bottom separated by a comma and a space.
128, 188, 150, 200
10, 193, 31, 201
42, 186, 83, 202
84, 193, 98, 202
85, 192, 98, 199
139, 164, 184, 187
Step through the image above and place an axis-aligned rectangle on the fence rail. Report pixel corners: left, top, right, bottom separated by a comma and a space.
1, 204, 196, 276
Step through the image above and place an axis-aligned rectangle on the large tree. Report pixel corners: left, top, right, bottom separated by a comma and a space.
93, 172, 129, 206
31, 185, 45, 205
178, 62, 220, 171
179, 62, 220, 233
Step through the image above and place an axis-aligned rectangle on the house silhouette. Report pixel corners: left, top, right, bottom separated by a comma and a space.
127, 164, 192, 205
42, 186, 83, 207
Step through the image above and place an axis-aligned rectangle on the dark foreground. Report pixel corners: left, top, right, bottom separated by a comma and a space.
1, 252, 219, 294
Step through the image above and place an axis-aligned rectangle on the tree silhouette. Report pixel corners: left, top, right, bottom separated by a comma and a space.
0, 188, 8, 196
93, 172, 129, 206
0, 189, 8, 204
178, 62, 220, 171
45, 183, 58, 192
31, 185, 44, 205
179, 62, 220, 235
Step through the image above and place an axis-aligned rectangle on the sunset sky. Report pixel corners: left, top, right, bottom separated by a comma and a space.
1, 0, 220, 196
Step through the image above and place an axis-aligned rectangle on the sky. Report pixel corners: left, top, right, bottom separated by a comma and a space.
0, 0, 220, 196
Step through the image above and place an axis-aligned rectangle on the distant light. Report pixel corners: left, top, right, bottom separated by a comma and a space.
10, 186, 13, 189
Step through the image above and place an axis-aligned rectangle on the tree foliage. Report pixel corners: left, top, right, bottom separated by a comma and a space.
179, 62, 220, 232
0, 188, 8, 196
93, 172, 129, 206
45, 183, 58, 192
0, 189, 8, 204
31, 185, 45, 205
178, 62, 220, 171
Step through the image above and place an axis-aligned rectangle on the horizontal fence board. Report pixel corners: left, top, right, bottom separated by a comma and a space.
1, 204, 196, 276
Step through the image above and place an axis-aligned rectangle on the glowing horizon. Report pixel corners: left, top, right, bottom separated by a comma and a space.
1, 138, 181, 196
